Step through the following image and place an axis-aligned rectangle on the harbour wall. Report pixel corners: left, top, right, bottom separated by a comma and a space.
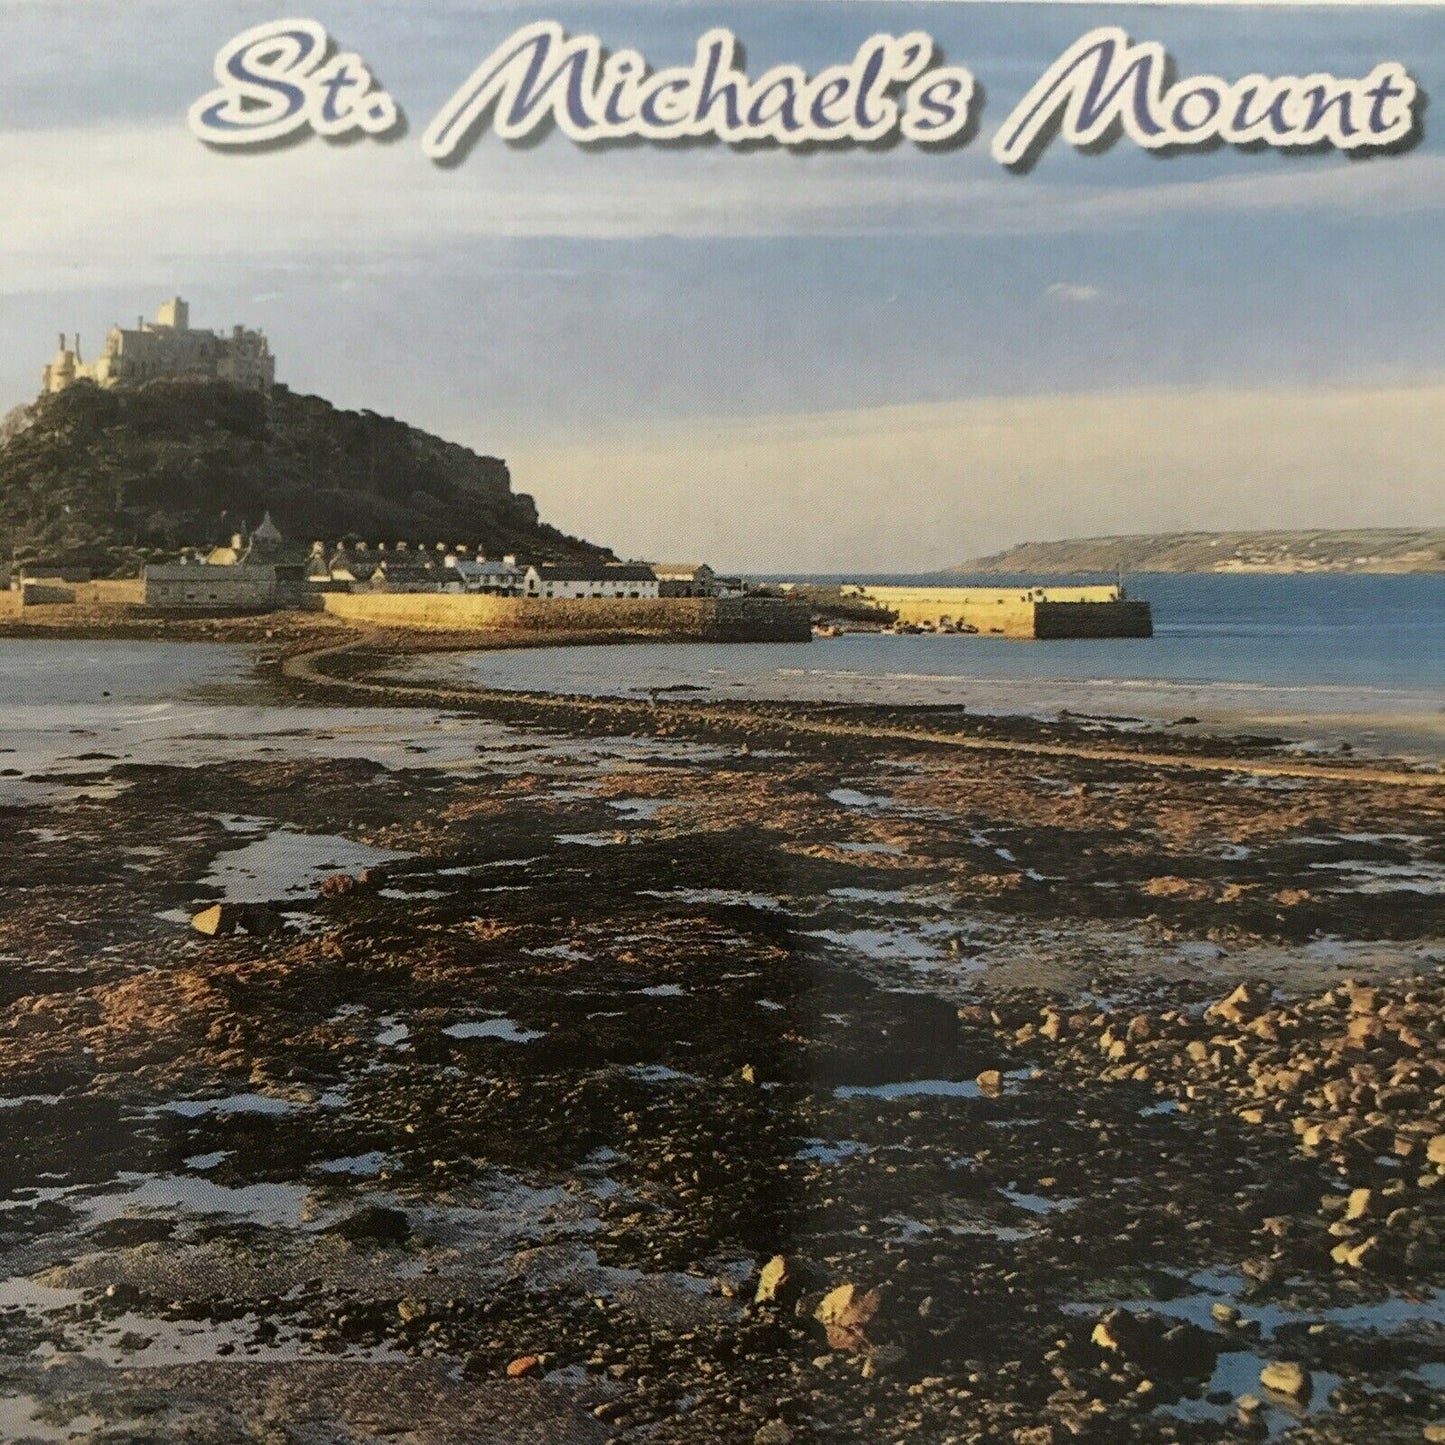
860, 585, 1152, 639
322, 593, 812, 642
1034, 600, 1153, 639
3, 579, 146, 612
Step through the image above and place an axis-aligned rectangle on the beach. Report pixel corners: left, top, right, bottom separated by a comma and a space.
0, 629, 1442, 1443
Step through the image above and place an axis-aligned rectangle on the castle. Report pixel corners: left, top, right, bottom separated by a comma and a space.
42, 297, 275, 395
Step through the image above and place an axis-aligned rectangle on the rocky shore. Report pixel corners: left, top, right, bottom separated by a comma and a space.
0, 634, 1442, 1443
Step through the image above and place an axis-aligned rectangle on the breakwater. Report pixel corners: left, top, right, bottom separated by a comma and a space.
860, 584, 1153, 639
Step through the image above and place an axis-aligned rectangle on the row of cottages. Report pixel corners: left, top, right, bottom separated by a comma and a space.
143, 517, 741, 610
306, 543, 664, 599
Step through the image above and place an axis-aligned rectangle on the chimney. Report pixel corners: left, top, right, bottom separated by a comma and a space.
57, 333, 65, 353
503, 554, 517, 567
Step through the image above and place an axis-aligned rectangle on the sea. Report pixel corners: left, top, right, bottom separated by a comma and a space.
0, 574, 1441, 762
394, 573, 1445, 761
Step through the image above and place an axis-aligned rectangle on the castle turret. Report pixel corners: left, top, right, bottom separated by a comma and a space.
156, 297, 190, 330
42, 337, 77, 394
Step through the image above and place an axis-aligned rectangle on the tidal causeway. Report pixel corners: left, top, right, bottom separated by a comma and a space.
0, 627, 1442, 1444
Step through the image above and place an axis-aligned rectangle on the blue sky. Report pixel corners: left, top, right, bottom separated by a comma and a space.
2, 1, 1443, 568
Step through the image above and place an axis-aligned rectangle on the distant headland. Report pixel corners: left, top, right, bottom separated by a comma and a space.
954, 529, 1445, 576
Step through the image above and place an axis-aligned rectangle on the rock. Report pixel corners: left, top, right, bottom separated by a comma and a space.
1090, 1310, 1219, 1378
976, 1069, 1004, 1095
1330, 1236, 1379, 1269
756, 1255, 799, 1307
1206, 982, 1268, 1026
1259, 1360, 1311, 1400
1345, 1187, 1374, 1221
1423, 1424, 1445, 1443
190, 902, 284, 937
506, 1354, 543, 1378
861, 1344, 906, 1377
87, 1217, 176, 1248
1426, 1135, 1445, 1168
319, 873, 357, 896
325, 1205, 411, 1245
815, 1282, 881, 1351
740, 1063, 758, 1085
754, 1423, 794, 1445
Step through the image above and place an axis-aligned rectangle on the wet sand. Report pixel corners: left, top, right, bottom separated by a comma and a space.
0, 632, 1442, 1444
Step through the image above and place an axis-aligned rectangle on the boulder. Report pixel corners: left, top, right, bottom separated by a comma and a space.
755, 1255, 796, 1307
815, 1282, 881, 1351
324, 1205, 411, 1245
1090, 1310, 1219, 1378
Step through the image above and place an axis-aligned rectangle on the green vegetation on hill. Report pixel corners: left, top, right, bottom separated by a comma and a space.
954, 529, 1445, 576
0, 380, 609, 575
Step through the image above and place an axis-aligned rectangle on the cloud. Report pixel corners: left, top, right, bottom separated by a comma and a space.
1045, 282, 1101, 304
4, 120, 1445, 294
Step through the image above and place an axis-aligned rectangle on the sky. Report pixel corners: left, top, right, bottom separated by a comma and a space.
2, 0, 1443, 570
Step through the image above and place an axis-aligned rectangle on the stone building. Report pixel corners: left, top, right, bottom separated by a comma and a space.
144, 563, 282, 611
651, 563, 744, 598
42, 297, 275, 395
532, 563, 659, 600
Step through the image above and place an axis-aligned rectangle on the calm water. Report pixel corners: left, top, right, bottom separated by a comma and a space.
414, 574, 1444, 696
794, 573, 1445, 693
404, 575, 1445, 757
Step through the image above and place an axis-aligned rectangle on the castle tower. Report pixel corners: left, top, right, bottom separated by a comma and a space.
155, 297, 190, 330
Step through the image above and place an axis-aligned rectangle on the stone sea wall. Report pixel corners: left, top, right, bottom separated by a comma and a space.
864, 586, 1151, 638
1033, 599, 1153, 639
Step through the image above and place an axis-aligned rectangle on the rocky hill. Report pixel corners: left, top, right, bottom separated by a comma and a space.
0, 381, 609, 575
954, 529, 1445, 576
